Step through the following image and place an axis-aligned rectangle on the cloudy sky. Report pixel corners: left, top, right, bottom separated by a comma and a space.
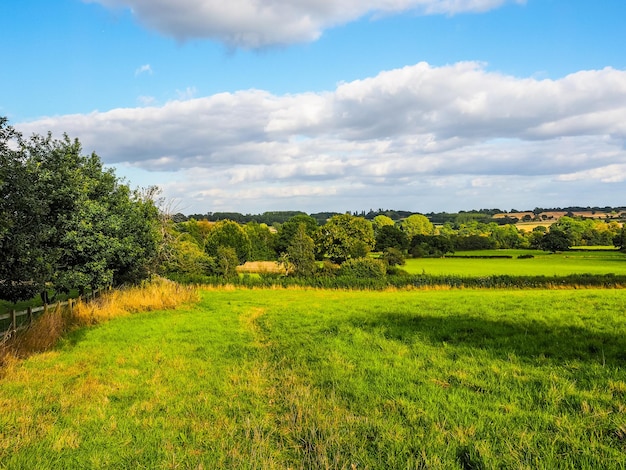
2, 1, 626, 215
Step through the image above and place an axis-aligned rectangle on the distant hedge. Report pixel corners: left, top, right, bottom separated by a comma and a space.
171, 272, 626, 290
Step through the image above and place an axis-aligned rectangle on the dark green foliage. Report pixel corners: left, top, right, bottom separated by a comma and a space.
205, 220, 251, 264
314, 214, 375, 263
537, 229, 571, 252
452, 234, 497, 251
215, 246, 239, 279
375, 225, 408, 252
274, 214, 318, 255
338, 258, 387, 279
410, 234, 454, 257
614, 226, 626, 250
244, 222, 277, 261
0, 118, 160, 301
285, 224, 317, 277
382, 247, 405, 267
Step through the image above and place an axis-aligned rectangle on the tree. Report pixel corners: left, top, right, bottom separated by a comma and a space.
245, 222, 277, 261
0, 118, 161, 300
372, 215, 395, 234
375, 225, 408, 252
274, 214, 317, 254
382, 247, 406, 267
400, 214, 434, 238
409, 235, 454, 257
314, 214, 375, 264
205, 220, 251, 264
538, 229, 570, 252
614, 226, 626, 251
215, 246, 239, 279
285, 223, 317, 277
0, 119, 48, 301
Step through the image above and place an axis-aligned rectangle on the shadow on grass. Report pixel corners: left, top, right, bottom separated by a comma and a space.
347, 312, 626, 365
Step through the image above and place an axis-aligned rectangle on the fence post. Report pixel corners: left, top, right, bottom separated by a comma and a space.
11, 309, 16, 335
68, 298, 73, 311
27, 306, 33, 325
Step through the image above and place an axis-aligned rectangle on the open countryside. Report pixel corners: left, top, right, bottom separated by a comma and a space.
1, 124, 626, 466
3, 0, 626, 468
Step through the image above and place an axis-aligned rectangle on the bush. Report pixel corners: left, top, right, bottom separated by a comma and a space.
316, 260, 340, 277
338, 258, 387, 279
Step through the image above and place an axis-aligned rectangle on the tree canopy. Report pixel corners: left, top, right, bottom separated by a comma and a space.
0, 118, 161, 302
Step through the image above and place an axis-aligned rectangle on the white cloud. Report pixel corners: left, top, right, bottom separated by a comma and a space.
17, 62, 626, 213
135, 64, 153, 76
84, 0, 525, 48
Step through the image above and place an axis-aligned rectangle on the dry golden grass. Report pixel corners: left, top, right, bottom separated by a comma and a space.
237, 261, 285, 274
0, 277, 198, 366
71, 278, 198, 325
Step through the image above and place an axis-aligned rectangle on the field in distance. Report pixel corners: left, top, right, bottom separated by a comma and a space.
1, 288, 625, 468
403, 248, 626, 277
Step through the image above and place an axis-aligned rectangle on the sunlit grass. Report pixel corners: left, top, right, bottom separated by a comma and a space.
403, 249, 626, 276
1, 287, 625, 468
1, 278, 197, 364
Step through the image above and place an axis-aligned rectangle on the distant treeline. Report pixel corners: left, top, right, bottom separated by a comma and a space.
179, 206, 626, 226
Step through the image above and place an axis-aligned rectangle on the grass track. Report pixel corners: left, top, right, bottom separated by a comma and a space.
1, 288, 626, 468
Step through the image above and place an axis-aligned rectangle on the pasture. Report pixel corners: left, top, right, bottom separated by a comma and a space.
1, 287, 626, 468
403, 249, 626, 277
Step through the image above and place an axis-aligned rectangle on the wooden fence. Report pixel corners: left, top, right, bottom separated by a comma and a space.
0, 289, 104, 344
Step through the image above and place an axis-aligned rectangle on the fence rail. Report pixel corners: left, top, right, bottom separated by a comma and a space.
0, 289, 104, 344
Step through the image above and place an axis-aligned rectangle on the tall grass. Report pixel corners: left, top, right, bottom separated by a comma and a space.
0, 278, 197, 365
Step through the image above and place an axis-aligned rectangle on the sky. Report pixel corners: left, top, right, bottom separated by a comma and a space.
2, 0, 626, 215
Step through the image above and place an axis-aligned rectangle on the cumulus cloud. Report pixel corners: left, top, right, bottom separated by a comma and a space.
18, 62, 626, 212
84, 0, 525, 48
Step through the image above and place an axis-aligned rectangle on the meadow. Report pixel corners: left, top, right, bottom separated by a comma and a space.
403, 249, 626, 277
1, 287, 625, 469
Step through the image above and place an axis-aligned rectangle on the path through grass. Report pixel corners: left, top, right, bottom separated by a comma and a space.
1, 288, 626, 468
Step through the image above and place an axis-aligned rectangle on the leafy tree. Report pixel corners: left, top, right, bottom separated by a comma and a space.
315, 214, 375, 264
489, 224, 523, 249
205, 220, 251, 264
0, 119, 48, 301
372, 215, 395, 234
538, 229, 570, 252
452, 234, 497, 251
245, 222, 277, 261
215, 246, 239, 279
400, 214, 434, 238
382, 247, 406, 267
274, 214, 318, 254
409, 235, 454, 257
285, 223, 317, 277
375, 225, 408, 252
613, 226, 626, 250
0, 118, 161, 300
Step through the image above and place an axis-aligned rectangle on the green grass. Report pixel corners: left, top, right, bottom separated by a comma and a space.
2, 287, 626, 468
403, 249, 626, 276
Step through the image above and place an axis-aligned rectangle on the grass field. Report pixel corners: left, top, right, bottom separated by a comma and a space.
403, 249, 626, 277
1, 287, 625, 468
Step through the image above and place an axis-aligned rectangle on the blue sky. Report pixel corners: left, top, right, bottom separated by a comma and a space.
2, 0, 626, 214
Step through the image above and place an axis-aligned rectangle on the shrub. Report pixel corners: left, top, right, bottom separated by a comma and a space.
316, 260, 340, 277
338, 258, 387, 279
